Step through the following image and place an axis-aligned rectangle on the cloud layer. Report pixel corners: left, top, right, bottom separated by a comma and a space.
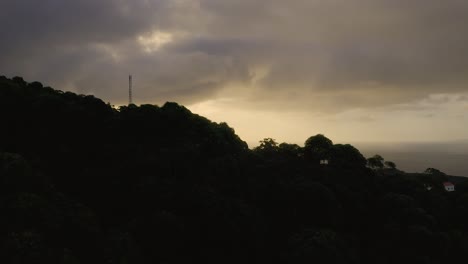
2, 0, 468, 142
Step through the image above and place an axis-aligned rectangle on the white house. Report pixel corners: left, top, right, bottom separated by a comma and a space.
443, 182, 455, 192
320, 159, 329, 165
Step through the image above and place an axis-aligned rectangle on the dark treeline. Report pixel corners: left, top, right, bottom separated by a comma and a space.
1, 76, 468, 264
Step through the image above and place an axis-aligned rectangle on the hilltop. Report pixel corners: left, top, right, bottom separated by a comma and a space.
2, 76, 468, 264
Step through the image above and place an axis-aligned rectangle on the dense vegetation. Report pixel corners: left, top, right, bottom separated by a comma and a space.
1, 76, 468, 264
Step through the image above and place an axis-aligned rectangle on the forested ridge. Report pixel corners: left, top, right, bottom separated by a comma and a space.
2, 76, 468, 264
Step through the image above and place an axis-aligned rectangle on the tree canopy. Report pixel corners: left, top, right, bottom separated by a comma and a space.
304, 134, 333, 163
1, 76, 468, 264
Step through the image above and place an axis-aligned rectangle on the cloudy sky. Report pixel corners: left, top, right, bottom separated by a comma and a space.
2, 0, 468, 146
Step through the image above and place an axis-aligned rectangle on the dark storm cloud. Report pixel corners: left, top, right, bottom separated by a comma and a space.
1, 1, 149, 53
1, 0, 468, 110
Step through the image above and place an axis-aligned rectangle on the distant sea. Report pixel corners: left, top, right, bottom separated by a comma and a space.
354, 141, 468, 177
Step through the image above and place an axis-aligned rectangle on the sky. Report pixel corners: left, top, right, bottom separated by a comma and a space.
1, 0, 468, 148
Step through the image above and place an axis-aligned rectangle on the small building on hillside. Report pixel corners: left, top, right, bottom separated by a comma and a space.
320, 159, 329, 165
443, 182, 455, 192
424, 184, 433, 191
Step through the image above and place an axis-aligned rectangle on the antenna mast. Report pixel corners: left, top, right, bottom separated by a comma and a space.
129, 75, 133, 105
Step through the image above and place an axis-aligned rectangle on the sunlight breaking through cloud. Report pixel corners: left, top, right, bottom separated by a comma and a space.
137, 31, 173, 53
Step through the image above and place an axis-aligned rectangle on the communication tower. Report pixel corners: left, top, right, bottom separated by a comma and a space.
129, 75, 133, 105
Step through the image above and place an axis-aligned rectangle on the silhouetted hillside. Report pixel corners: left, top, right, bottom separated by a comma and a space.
2, 76, 468, 264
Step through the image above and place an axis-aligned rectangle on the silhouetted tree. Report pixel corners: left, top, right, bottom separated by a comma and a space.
384, 161, 397, 169
330, 144, 367, 169
367, 154, 384, 169
304, 134, 333, 164
424, 168, 446, 176
255, 138, 279, 151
